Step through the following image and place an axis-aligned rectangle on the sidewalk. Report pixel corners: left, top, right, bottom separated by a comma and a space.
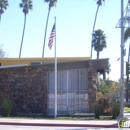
1, 111, 130, 128
0, 118, 118, 128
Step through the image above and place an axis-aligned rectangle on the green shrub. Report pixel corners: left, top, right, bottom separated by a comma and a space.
94, 102, 102, 119
111, 102, 120, 119
2, 96, 13, 117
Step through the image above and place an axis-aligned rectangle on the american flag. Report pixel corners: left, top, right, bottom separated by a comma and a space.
48, 23, 55, 49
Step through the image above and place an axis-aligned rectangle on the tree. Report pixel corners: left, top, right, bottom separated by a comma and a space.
91, 0, 105, 58
19, 0, 33, 58
97, 80, 120, 101
92, 29, 107, 59
0, 0, 9, 24
98, 80, 108, 94
106, 81, 120, 102
42, 0, 57, 57
0, 44, 5, 57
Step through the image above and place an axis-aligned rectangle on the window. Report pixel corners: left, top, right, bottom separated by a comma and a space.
48, 68, 89, 115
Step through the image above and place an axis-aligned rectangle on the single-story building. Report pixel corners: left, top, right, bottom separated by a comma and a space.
0, 57, 109, 116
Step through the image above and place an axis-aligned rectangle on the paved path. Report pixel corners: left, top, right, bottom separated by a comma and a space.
0, 118, 118, 128
0, 112, 129, 128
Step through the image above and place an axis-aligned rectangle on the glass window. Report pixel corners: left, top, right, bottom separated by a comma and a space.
48, 68, 89, 115
48, 72, 55, 91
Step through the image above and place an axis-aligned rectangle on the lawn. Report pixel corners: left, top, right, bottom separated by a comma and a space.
0, 115, 116, 120
56, 116, 116, 120
124, 107, 130, 113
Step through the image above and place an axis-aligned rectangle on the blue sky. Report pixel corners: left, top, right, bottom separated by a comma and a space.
0, 0, 129, 81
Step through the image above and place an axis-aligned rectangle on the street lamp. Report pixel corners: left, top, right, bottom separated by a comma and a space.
118, 0, 125, 121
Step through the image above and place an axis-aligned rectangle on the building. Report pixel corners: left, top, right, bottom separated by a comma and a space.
0, 57, 109, 116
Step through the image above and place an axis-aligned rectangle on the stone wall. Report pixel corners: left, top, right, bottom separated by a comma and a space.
0, 61, 98, 116
88, 61, 97, 113
0, 65, 48, 116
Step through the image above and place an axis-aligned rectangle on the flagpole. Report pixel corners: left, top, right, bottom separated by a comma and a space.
54, 16, 57, 118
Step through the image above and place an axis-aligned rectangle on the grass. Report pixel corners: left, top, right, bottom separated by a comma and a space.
0, 115, 116, 120
124, 107, 130, 113
57, 116, 116, 120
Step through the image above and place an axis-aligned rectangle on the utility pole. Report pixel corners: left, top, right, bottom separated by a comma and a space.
118, 0, 124, 121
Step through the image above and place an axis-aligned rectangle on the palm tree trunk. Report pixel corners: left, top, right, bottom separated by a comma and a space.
91, 5, 100, 58
97, 51, 99, 59
42, 8, 50, 57
19, 14, 26, 58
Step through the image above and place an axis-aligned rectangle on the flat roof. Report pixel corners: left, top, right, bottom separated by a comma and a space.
0, 57, 91, 66
0, 58, 109, 72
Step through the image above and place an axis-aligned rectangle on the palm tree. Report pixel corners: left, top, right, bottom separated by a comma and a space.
42, 0, 57, 57
0, 0, 9, 24
92, 29, 107, 59
91, 0, 105, 58
19, 0, 33, 58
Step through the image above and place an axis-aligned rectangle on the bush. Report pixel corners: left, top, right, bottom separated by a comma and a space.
2, 96, 13, 117
97, 98, 110, 116
94, 102, 102, 119
111, 102, 120, 119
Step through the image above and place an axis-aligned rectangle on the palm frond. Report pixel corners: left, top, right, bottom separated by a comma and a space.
0, 0, 9, 13
19, 3, 23, 8
20, 0, 33, 14
96, 0, 105, 6
92, 29, 107, 53
44, 0, 57, 9
44, 0, 50, 2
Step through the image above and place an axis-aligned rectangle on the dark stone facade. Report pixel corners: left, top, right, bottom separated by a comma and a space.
0, 65, 48, 116
0, 61, 98, 115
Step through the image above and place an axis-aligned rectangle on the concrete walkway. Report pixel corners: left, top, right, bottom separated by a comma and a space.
0, 118, 118, 128
0, 112, 130, 128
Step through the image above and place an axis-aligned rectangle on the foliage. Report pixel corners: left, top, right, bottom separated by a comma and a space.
97, 80, 120, 102
57, 116, 115, 120
124, 107, 130, 113
111, 102, 120, 119
19, 0, 33, 14
97, 80, 108, 94
19, 0, 33, 58
92, 29, 107, 59
2, 96, 13, 117
97, 98, 110, 115
96, 0, 105, 6
96, 80, 120, 119
91, 0, 105, 57
0, 0, 9, 15
93, 102, 102, 119
44, 0, 57, 9
106, 81, 120, 101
